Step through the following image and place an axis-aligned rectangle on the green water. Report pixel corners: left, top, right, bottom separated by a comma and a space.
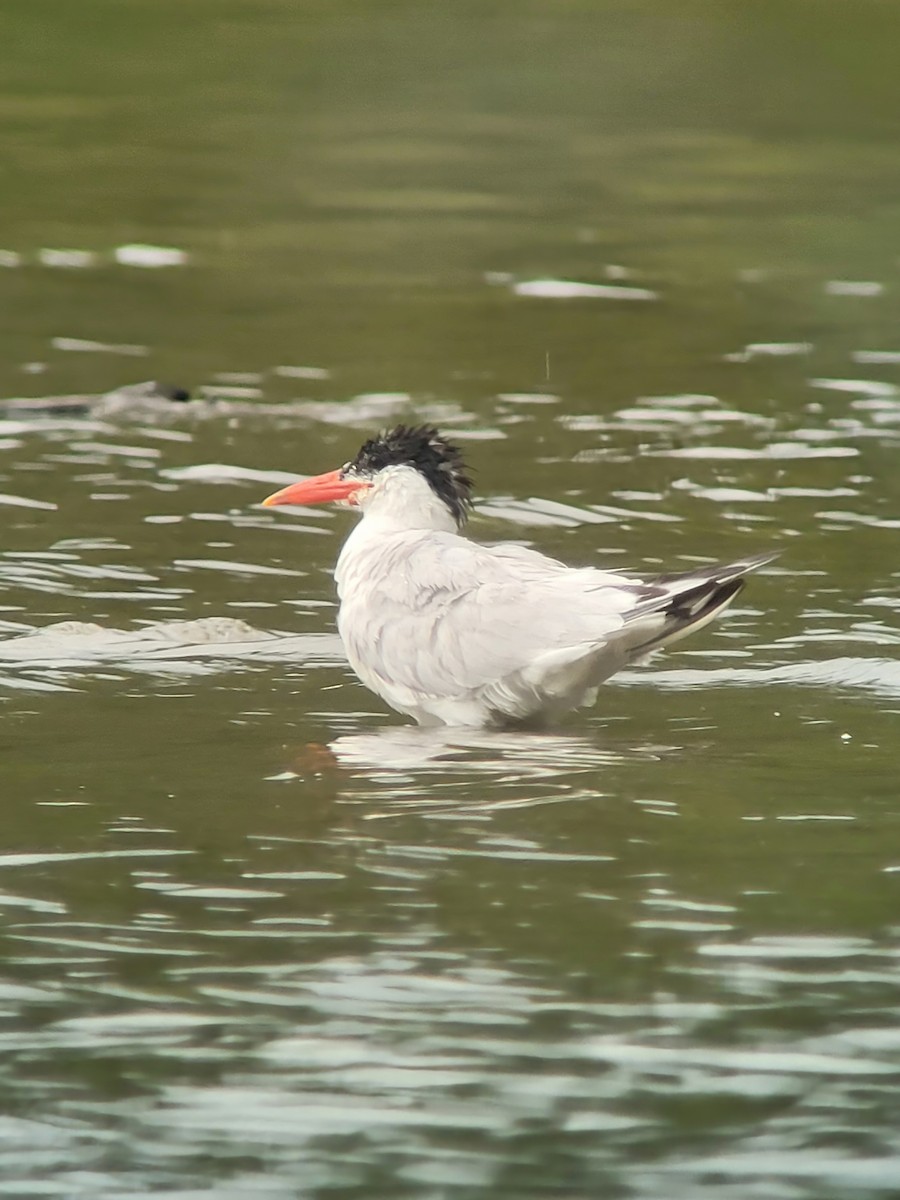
1, 2, 900, 1196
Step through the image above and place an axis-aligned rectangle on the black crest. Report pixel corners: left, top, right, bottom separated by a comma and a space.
344, 425, 474, 526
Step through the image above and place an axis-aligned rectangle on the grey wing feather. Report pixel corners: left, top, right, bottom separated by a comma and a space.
340, 535, 773, 718
340, 534, 630, 697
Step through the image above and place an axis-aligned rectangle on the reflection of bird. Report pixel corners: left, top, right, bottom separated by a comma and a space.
263, 426, 774, 728
324, 725, 659, 777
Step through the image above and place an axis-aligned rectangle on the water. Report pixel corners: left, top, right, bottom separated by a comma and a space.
2, 2, 900, 1195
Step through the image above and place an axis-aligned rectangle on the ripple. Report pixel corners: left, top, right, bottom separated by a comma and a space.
854, 349, 900, 365
724, 341, 813, 361
51, 336, 148, 357
274, 364, 331, 381
476, 495, 615, 527
582, 1040, 899, 1076
668, 1151, 900, 1190
0, 618, 343, 686
172, 559, 305, 578
0, 849, 191, 869
809, 377, 899, 399
512, 277, 658, 301
38, 248, 98, 269
113, 244, 188, 268
658, 443, 859, 459
161, 464, 299, 487
0, 491, 57, 510
825, 279, 884, 296
623, 656, 900, 700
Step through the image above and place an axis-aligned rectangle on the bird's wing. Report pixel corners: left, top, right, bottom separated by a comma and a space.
337, 532, 668, 706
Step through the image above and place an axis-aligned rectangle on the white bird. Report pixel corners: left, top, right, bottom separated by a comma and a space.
262, 425, 774, 728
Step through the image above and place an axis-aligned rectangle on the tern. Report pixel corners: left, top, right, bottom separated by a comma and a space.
262, 425, 773, 728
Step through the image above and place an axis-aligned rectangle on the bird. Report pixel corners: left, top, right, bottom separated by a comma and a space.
262, 425, 774, 728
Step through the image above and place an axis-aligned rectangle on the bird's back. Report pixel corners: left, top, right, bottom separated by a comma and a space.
336, 525, 756, 726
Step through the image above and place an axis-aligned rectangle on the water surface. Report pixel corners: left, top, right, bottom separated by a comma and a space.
2, 3, 900, 1196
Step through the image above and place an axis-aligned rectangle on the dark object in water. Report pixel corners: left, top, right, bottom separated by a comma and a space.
0, 380, 192, 416
160, 383, 191, 403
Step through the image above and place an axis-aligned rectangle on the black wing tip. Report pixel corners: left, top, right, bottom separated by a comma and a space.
722, 549, 780, 575
653, 549, 779, 588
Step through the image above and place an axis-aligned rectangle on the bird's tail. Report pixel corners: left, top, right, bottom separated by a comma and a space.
505, 550, 777, 721
622, 550, 777, 656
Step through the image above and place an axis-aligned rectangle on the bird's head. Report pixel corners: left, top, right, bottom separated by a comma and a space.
262, 425, 474, 529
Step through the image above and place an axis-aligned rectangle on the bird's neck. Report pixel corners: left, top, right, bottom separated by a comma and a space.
354, 466, 460, 536
335, 469, 460, 591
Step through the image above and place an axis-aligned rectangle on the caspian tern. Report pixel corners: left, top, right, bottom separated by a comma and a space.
262, 425, 774, 728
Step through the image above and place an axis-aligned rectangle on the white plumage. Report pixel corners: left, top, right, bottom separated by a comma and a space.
263, 426, 773, 728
